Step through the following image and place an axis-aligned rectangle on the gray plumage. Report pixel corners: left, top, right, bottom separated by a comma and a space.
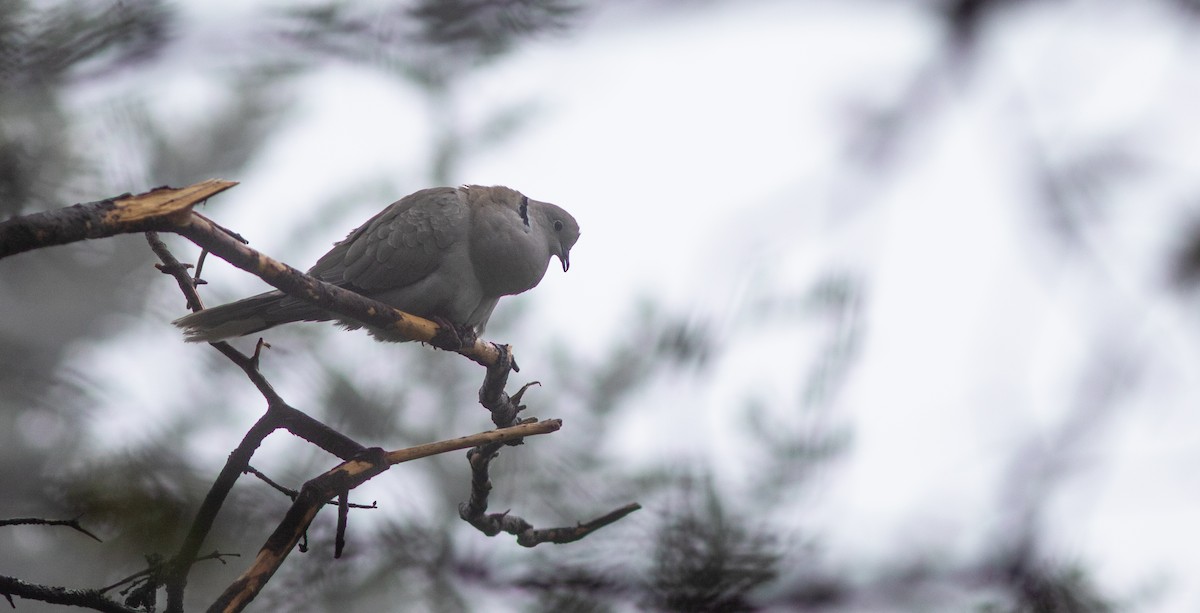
174, 185, 580, 342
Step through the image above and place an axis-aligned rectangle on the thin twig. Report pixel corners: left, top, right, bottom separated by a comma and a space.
384, 419, 560, 465
0, 516, 102, 542
193, 248, 210, 286
101, 552, 240, 594
244, 466, 377, 509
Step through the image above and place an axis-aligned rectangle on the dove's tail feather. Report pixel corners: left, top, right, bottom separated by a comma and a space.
172, 291, 330, 343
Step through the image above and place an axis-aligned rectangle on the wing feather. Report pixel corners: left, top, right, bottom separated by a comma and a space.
307, 187, 468, 292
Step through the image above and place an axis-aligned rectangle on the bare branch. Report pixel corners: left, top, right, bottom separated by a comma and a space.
334, 490, 349, 559
148, 230, 205, 311
212, 421, 563, 612
477, 347, 532, 427
244, 465, 377, 509
0, 576, 137, 613
457, 436, 641, 547
101, 551, 240, 594
516, 503, 642, 547
0, 180, 236, 258
0, 516, 102, 542
385, 418, 560, 464
1, 183, 642, 611
147, 227, 371, 613
208, 447, 391, 613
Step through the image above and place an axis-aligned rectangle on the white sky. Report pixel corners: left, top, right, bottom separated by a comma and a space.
64, 1, 1200, 610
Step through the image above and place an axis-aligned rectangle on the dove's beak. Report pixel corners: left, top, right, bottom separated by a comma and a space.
560, 251, 570, 272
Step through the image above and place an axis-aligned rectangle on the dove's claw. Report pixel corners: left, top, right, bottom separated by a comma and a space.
460, 327, 478, 347
429, 317, 477, 351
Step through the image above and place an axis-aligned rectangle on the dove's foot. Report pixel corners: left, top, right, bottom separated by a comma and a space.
430, 317, 477, 351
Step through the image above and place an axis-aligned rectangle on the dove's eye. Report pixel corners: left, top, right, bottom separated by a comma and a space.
553, 220, 564, 232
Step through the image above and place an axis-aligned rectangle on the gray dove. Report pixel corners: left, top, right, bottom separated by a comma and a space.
173, 185, 579, 343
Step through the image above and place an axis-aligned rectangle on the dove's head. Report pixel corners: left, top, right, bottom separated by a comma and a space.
534, 200, 579, 273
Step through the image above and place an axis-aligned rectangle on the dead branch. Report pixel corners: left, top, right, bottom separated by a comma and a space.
244, 465, 377, 509
0, 180, 236, 258
0, 182, 642, 612
0, 516, 102, 542
149, 232, 374, 613
206, 446, 389, 613
458, 439, 641, 546
0, 576, 136, 613
384, 418, 561, 464
210, 420, 563, 612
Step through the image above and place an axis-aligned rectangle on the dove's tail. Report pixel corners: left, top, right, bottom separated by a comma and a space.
172, 291, 330, 343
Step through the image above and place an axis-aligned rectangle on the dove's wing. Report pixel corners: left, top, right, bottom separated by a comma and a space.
308, 187, 469, 293
174, 185, 576, 342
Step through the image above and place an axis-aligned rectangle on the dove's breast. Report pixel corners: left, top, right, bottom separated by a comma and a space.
470, 217, 551, 298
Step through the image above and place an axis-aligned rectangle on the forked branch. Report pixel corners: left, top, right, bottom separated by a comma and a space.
0, 181, 641, 613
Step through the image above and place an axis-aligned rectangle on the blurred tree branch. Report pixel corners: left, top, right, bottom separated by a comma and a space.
0, 575, 136, 613
0, 515, 101, 542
